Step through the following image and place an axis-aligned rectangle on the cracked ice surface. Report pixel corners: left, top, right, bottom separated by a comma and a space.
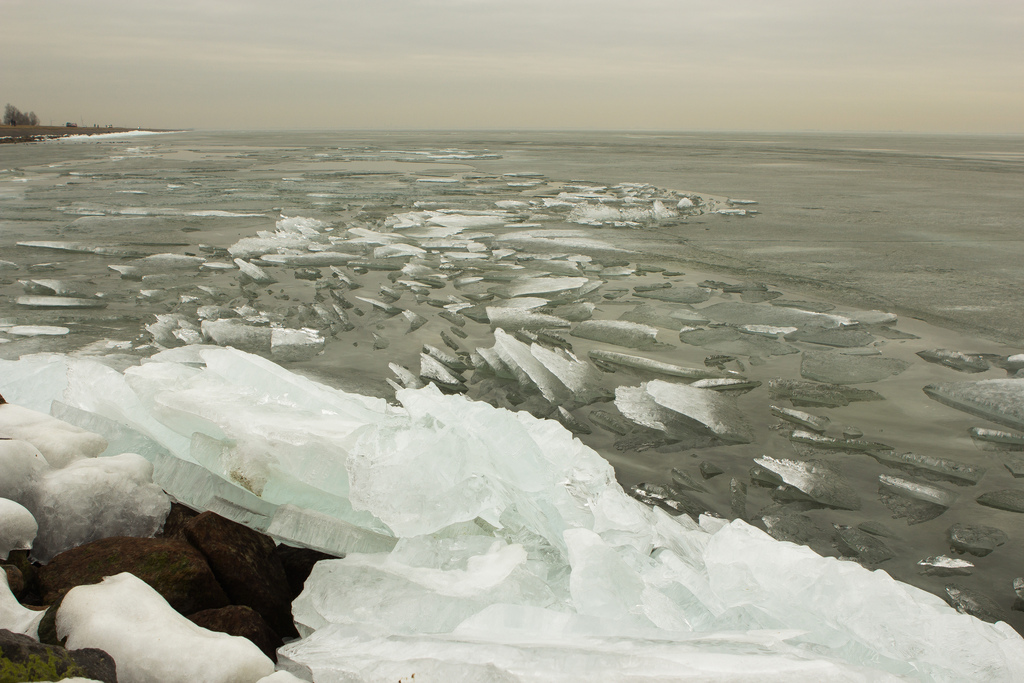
2, 347, 1024, 680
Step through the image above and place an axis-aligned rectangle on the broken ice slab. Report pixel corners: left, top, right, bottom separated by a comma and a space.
588, 409, 632, 435
1003, 454, 1024, 478
491, 276, 589, 299
267, 504, 397, 556
528, 343, 609, 406
233, 258, 277, 284
834, 525, 894, 564
389, 363, 425, 390
669, 468, 709, 494
419, 354, 467, 392
761, 512, 824, 545
799, 351, 909, 385
16, 296, 107, 309
200, 319, 272, 354
108, 264, 143, 280
970, 427, 1024, 450
147, 314, 201, 348
618, 303, 708, 330
699, 461, 723, 480
947, 523, 1007, 557
678, 327, 798, 358
6, 325, 70, 337
270, 328, 325, 361
629, 482, 718, 519
730, 478, 746, 520
19, 279, 98, 298
789, 430, 893, 453
550, 302, 595, 322
976, 489, 1024, 513
879, 475, 957, 524
866, 451, 986, 486
354, 296, 403, 316
132, 253, 206, 270
945, 583, 1007, 623
769, 379, 885, 408
919, 555, 974, 576
754, 456, 861, 510
689, 378, 762, 393
589, 349, 739, 381
917, 349, 991, 373
490, 330, 578, 406
259, 252, 358, 266
785, 328, 876, 348
924, 379, 1024, 431
769, 405, 830, 433
423, 344, 469, 371
486, 307, 571, 332
615, 381, 753, 444
572, 320, 670, 351
403, 310, 428, 333
880, 474, 958, 507
700, 302, 854, 329
555, 406, 591, 435
632, 286, 711, 305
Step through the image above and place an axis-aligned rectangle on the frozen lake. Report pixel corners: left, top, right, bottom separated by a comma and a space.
2, 129, 1024, 643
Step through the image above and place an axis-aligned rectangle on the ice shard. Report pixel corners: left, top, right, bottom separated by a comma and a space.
769, 379, 885, 408
572, 320, 668, 350
615, 381, 753, 444
924, 379, 1024, 431
754, 456, 861, 510
800, 351, 909, 385
590, 349, 738, 381
770, 405, 830, 433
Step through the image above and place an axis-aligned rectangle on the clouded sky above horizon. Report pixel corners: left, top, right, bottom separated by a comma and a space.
5, 0, 1022, 132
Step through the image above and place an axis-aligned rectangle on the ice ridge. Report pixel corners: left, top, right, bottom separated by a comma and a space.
1, 348, 1023, 681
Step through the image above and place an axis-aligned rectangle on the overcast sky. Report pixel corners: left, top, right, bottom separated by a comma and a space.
4, 0, 1022, 132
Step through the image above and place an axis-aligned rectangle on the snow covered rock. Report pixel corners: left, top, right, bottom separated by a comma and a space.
57, 572, 275, 683
0, 498, 37, 560
31, 453, 170, 562
1, 568, 43, 637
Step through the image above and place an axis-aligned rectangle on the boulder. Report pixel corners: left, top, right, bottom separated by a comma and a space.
37, 536, 228, 615
182, 512, 297, 638
0, 628, 116, 683
187, 605, 283, 662
274, 544, 339, 598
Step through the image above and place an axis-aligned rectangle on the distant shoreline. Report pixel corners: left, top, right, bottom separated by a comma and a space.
0, 125, 182, 143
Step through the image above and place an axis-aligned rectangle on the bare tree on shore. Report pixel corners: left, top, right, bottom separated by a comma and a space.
3, 104, 40, 126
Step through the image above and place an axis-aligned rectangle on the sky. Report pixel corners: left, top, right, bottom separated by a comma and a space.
4, 0, 1023, 133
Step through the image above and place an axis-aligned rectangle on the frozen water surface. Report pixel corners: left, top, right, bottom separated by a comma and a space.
2, 131, 1024, 675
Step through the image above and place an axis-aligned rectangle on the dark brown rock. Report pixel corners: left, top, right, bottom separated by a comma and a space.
183, 512, 297, 638
37, 536, 229, 615
188, 605, 283, 662
3, 549, 37, 600
158, 501, 200, 539
0, 628, 117, 683
37, 594, 65, 646
275, 544, 340, 598
2, 565, 24, 600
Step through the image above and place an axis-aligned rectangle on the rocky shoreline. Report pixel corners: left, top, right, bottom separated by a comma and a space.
1, 390, 328, 681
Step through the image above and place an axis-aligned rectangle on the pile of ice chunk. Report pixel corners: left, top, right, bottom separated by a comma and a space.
2, 347, 1023, 680
0, 400, 169, 562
